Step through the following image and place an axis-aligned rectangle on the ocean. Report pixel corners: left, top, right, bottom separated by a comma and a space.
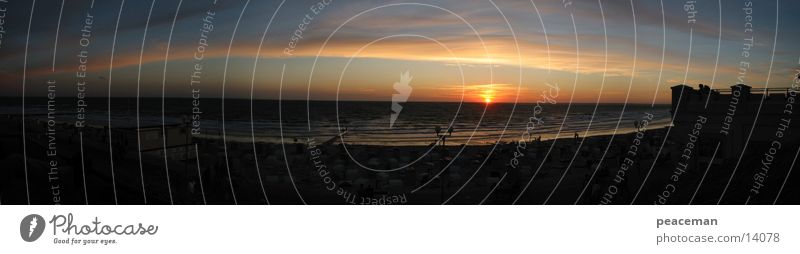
1, 98, 672, 146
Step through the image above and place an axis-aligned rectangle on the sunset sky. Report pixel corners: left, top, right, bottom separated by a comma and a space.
1, 0, 799, 103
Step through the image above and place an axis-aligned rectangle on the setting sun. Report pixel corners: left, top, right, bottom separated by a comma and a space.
479, 86, 496, 104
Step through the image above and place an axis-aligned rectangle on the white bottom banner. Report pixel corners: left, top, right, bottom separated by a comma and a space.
1, 206, 797, 253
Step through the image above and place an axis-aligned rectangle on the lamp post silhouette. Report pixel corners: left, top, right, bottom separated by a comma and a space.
434, 125, 454, 203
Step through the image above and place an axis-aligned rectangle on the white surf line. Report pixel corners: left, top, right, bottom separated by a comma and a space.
21, 0, 37, 206
630, 27, 695, 204
773, 146, 799, 205
336, 34, 467, 175
106, 0, 125, 205
689, 142, 721, 204
220, 0, 250, 205
160, 0, 183, 205
685, 0, 725, 205
79, 132, 88, 204
313, 3, 482, 196
718, 0, 779, 205
194, 144, 207, 205
479, 172, 507, 205
543, 11, 592, 205
574, 0, 611, 204
445, 0, 520, 204
135, 0, 156, 204
305, 3, 492, 198
334, 35, 471, 199
248, 0, 285, 205
278, 64, 307, 204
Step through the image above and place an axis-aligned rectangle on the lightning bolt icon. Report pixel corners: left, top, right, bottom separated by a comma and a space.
29, 217, 38, 238
390, 71, 413, 128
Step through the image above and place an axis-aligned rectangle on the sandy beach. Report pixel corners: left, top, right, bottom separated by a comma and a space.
0, 112, 676, 205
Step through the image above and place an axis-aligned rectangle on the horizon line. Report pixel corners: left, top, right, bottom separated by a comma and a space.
0, 96, 671, 105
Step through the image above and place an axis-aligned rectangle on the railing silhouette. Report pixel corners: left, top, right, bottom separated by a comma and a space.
713, 87, 794, 95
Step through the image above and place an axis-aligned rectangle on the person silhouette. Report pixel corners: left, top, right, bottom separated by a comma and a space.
698, 84, 710, 100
